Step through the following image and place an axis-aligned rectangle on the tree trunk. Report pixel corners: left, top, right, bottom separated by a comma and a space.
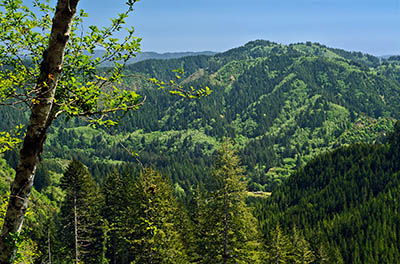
223, 190, 228, 264
74, 195, 79, 264
48, 227, 52, 264
0, 1, 79, 262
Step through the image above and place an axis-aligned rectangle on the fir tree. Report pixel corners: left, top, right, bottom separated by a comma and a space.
58, 159, 106, 264
291, 227, 315, 264
126, 168, 189, 264
265, 224, 294, 264
101, 169, 131, 264
197, 139, 263, 263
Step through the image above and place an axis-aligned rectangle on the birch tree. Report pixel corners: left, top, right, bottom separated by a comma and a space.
0, 0, 142, 262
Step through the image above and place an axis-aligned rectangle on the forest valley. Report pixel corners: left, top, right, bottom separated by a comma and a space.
1, 29, 400, 264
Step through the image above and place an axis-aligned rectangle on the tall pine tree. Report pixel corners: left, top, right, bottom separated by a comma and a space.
58, 159, 106, 264
197, 139, 264, 264
126, 168, 189, 264
101, 169, 131, 264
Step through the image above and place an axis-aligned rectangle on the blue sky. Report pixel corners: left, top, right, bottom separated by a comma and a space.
79, 0, 400, 55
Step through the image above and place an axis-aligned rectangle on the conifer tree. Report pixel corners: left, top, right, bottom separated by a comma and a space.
58, 159, 105, 264
197, 139, 263, 263
101, 169, 131, 264
126, 168, 189, 264
264, 224, 294, 264
291, 227, 315, 264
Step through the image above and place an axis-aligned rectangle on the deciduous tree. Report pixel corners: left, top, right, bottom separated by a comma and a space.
0, 0, 142, 261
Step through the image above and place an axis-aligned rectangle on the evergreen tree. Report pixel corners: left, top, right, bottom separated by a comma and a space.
312, 244, 331, 264
197, 139, 263, 263
291, 227, 315, 264
101, 169, 131, 264
33, 163, 51, 192
126, 168, 189, 264
58, 159, 106, 264
265, 224, 294, 264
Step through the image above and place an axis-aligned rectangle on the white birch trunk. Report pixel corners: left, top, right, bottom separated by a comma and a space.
0, 1, 80, 262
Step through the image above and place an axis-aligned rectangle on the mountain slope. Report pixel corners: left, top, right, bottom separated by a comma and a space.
253, 122, 400, 263
104, 40, 399, 190
2, 40, 400, 192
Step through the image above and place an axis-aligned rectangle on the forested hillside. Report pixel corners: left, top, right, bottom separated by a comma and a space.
1, 40, 400, 263
0, 140, 268, 263
5, 40, 397, 192
252, 122, 400, 263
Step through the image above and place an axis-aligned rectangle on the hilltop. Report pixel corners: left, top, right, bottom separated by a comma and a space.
2, 40, 400, 192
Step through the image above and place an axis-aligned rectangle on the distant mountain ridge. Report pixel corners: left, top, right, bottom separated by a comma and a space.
94, 50, 217, 66
134, 51, 217, 61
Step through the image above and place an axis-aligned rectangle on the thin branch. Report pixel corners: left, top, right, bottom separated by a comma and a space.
118, 140, 144, 169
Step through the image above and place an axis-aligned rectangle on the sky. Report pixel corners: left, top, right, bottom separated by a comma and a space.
78, 0, 400, 55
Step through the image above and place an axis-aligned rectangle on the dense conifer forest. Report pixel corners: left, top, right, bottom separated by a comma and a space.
1, 40, 400, 262
252, 122, 400, 263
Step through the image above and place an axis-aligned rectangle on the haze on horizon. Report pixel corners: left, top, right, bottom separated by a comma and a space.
69, 0, 400, 56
